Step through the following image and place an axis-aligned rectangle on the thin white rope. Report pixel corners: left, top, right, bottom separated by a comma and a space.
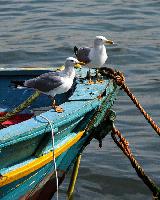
39, 115, 59, 200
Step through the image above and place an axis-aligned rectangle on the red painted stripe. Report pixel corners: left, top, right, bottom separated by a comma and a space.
0, 112, 33, 126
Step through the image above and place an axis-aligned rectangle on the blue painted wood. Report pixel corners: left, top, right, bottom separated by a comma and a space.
0, 67, 53, 76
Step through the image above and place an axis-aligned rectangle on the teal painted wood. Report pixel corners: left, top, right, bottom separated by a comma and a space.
0, 97, 116, 200
0, 151, 67, 199
0, 134, 88, 200
0, 67, 119, 199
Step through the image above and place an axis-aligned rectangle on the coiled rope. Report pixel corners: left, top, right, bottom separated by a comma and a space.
99, 67, 160, 136
111, 126, 160, 199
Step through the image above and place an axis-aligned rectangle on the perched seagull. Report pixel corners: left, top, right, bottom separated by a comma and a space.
11, 57, 81, 112
74, 36, 114, 84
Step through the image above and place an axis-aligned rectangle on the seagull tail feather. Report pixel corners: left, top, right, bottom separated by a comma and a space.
74, 46, 78, 57
10, 80, 25, 89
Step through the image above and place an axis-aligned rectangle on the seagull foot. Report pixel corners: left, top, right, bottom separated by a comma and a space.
87, 79, 95, 84
95, 79, 104, 84
53, 105, 64, 113
52, 101, 64, 113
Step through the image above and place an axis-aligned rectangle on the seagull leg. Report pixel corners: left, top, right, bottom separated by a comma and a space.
96, 69, 104, 84
52, 99, 64, 113
86, 69, 94, 84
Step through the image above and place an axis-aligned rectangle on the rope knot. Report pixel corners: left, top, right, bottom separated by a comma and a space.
115, 71, 125, 86
99, 67, 125, 87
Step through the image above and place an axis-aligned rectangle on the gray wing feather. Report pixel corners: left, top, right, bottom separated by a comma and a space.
24, 72, 63, 92
76, 47, 91, 63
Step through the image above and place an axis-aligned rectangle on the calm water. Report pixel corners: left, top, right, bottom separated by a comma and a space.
0, 1, 160, 199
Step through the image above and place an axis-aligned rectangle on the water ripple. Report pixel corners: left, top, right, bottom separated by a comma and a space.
0, 1, 159, 199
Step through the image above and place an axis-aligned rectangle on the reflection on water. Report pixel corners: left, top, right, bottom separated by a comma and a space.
0, 0, 160, 199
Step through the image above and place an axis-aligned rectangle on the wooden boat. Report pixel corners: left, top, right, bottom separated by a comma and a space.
0, 67, 118, 200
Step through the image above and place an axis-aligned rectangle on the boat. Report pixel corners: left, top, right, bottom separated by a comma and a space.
0, 67, 119, 200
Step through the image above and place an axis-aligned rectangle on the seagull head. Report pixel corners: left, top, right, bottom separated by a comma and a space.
94, 36, 114, 46
65, 57, 85, 68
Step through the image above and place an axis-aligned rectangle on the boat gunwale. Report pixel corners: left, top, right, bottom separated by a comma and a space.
0, 67, 63, 76
0, 81, 113, 148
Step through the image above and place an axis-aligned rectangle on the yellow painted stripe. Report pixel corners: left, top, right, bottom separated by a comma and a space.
0, 131, 85, 187
17, 67, 53, 70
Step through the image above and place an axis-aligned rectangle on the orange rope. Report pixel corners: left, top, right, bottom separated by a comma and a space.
121, 83, 160, 136
99, 67, 160, 198
111, 126, 160, 199
100, 68, 160, 136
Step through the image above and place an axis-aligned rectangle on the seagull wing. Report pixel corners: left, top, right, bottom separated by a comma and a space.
24, 72, 63, 92
74, 46, 91, 64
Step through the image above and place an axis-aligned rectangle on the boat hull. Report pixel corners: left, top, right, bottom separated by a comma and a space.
0, 68, 118, 200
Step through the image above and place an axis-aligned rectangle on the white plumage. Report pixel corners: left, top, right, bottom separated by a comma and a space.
12, 57, 80, 112
74, 36, 113, 83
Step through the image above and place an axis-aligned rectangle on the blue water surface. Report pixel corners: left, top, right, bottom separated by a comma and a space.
0, 1, 160, 199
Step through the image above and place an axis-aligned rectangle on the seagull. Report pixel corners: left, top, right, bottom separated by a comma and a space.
11, 57, 81, 112
74, 36, 114, 84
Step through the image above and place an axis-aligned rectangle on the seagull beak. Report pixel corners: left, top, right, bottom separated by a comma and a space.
74, 61, 86, 68
105, 40, 114, 45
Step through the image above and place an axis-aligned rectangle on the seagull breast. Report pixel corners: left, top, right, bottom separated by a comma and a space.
88, 45, 108, 68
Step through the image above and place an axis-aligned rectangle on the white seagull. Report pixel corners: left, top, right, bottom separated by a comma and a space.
74, 36, 113, 84
12, 57, 81, 112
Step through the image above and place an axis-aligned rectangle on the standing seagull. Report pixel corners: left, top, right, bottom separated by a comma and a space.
11, 57, 81, 112
74, 36, 114, 84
